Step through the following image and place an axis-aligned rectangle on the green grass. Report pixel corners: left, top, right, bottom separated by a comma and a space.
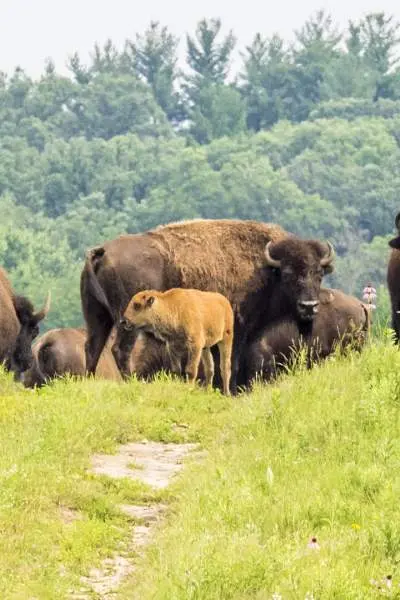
1, 335, 400, 598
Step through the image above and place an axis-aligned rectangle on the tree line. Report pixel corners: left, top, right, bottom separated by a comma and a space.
0, 10, 398, 329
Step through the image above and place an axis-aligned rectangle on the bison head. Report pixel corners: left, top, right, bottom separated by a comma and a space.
388, 211, 400, 249
264, 237, 335, 322
7, 291, 51, 379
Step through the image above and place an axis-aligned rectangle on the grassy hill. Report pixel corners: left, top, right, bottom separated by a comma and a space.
1, 334, 400, 598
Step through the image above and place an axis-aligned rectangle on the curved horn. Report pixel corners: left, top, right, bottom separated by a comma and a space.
34, 291, 51, 322
264, 241, 281, 269
395, 212, 400, 232
320, 241, 335, 267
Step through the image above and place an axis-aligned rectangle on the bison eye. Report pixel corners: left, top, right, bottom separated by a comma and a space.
133, 302, 141, 311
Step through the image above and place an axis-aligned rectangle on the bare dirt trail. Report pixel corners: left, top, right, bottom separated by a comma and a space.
70, 440, 203, 599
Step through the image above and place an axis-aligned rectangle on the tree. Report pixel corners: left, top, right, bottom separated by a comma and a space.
124, 21, 182, 121
185, 18, 236, 91
183, 18, 239, 142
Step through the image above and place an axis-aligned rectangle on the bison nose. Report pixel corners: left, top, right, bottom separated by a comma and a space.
119, 317, 133, 331
297, 299, 320, 319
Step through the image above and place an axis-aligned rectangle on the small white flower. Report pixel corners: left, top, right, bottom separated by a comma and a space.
266, 467, 274, 486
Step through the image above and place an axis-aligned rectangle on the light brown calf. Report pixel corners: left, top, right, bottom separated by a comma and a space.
122, 288, 234, 395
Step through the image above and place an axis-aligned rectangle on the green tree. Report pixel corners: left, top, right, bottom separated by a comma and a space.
124, 21, 182, 121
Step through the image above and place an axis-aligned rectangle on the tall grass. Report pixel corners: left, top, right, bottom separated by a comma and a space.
122, 338, 400, 599
0, 335, 400, 598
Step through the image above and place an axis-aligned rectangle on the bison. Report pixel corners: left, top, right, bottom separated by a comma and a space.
0, 267, 50, 379
80, 219, 335, 393
387, 211, 400, 342
245, 288, 371, 384
22, 327, 122, 388
122, 288, 234, 395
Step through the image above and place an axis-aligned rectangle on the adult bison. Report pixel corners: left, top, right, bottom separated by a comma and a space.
245, 288, 371, 384
0, 267, 50, 379
80, 219, 335, 393
22, 327, 122, 388
387, 211, 400, 342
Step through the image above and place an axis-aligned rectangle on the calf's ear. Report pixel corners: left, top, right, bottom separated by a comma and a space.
146, 296, 155, 307
389, 236, 400, 249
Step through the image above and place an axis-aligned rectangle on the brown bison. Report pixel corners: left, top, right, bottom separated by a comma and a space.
80, 219, 335, 393
122, 288, 234, 395
22, 327, 122, 388
387, 211, 400, 342
245, 288, 371, 383
0, 267, 50, 379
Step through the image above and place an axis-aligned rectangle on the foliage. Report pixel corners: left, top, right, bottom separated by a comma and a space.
0, 11, 400, 331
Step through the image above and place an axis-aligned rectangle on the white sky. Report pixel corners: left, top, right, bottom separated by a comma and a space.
1, 0, 399, 78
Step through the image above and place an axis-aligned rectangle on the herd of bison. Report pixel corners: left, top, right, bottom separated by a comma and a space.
3, 213, 400, 395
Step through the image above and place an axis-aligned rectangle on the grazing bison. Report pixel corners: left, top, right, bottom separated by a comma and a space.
113, 330, 206, 383
122, 288, 234, 395
245, 288, 371, 384
387, 211, 400, 342
0, 267, 50, 379
22, 327, 122, 388
80, 219, 335, 393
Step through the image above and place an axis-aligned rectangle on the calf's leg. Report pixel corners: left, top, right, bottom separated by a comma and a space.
201, 347, 214, 388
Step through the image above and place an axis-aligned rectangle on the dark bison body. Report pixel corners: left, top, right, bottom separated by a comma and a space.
22, 327, 122, 388
388, 212, 400, 342
23, 327, 205, 388
0, 267, 50, 379
245, 288, 371, 383
81, 219, 334, 393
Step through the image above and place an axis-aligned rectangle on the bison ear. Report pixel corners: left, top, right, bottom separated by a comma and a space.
146, 296, 155, 307
389, 236, 400, 249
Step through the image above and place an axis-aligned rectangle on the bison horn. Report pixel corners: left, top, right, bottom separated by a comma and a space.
34, 291, 51, 322
264, 241, 281, 269
320, 241, 335, 267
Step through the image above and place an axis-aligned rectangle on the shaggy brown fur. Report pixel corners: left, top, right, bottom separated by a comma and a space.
387, 211, 400, 342
0, 267, 51, 378
123, 288, 234, 395
246, 288, 371, 383
22, 327, 122, 388
81, 218, 334, 393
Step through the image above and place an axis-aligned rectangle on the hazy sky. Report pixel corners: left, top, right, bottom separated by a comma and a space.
1, 0, 399, 78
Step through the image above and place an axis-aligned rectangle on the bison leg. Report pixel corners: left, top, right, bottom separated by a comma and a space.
392, 308, 400, 344
201, 347, 214, 389
218, 335, 233, 397
85, 310, 113, 375
185, 344, 203, 385
112, 327, 138, 378
229, 321, 247, 395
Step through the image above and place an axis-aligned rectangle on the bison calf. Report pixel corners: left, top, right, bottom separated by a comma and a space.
22, 327, 122, 388
121, 288, 234, 395
246, 288, 371, 384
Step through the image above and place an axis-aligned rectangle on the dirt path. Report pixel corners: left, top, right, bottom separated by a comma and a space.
70, 440, 201, 599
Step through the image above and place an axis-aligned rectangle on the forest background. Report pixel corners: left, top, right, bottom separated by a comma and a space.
1, 10, 398, 329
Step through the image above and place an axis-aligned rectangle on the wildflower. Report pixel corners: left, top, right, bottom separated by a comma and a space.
307, 536, 320, 550
266, 467, 274, 486
351, 522, 361, 530
305, 593, 315, 600
271, 593, 282, 600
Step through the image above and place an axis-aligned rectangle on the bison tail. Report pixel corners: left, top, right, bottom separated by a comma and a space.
82, 247, 113, 319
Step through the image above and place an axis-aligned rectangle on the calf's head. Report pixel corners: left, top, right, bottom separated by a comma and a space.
8, 291, 51, 379
121, 291, 157, 330
264, 237, 335, 322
